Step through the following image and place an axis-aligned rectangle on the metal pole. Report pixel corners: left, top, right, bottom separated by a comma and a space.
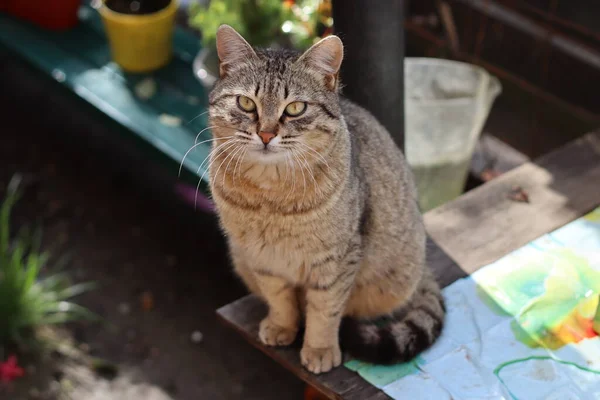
332, 0, 406, 151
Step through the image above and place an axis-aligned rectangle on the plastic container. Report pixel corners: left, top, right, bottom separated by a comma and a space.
404, 58, 501, 211
2, 0, 81, 31
99, 0, 178, 73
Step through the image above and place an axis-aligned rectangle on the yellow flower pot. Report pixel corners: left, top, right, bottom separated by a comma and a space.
99, 0, 178, 73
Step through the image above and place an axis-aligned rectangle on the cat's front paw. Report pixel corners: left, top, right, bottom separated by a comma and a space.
259, 318, 298, 346
300, 344, 342, 374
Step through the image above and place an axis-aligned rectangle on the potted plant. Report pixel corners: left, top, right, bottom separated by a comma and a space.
1, 0, 81, 31
98, 0, 179, 73
189, 0, 333, 88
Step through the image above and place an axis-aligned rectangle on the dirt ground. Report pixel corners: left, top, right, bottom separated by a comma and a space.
0, 78, 303, 399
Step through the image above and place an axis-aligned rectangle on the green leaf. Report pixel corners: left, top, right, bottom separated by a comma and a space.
56, 282, 97, 300
38, 303, 99, 324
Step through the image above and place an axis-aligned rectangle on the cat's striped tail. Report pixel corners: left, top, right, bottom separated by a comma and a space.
339, 276, 445, 365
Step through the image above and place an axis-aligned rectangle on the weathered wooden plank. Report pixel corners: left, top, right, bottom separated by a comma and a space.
343, 385, 393, 400
362, 392, 399, 400
425, 131, 600, 275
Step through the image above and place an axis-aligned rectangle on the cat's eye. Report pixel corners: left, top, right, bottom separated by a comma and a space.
237, 96, 256, 112
284, 101, 307, 117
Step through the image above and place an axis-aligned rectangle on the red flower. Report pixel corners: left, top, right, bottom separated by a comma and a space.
0, 356, 24, 383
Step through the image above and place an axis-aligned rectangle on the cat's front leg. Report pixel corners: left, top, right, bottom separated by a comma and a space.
302, 257, 358, 374
254, 271, 300, 346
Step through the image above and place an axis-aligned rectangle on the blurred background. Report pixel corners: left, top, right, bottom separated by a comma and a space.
0, 1, 598, 399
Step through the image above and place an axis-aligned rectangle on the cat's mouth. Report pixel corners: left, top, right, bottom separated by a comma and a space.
250, 142, 279, 154
247, 144, 288, 163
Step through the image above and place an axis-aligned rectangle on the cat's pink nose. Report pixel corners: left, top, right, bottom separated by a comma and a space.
258, 131, 276, 144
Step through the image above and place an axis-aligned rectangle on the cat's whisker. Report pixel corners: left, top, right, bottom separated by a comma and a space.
233, 147, 248, 187
282, 139, 331, 170
194, 125, 218, 143
298, 151, 317, 197
297, 148, 318, 194
186, 110, 210, 125
194, 139, 237, 197
193, 178, 201, 211
196, 138, 238, 176
295, 141, 331, 172
211, 141, 243, 188
292, 153, 298, 200
282, 150, 291, 188
179, 135, 236, 177
195, 140, 241, 209
222, 144, 246, 188
284, 151, 297, 202
291, 148, 307, 201
200, 140, 240, 178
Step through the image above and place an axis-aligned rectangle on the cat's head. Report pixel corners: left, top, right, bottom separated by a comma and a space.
208, 25, 344, 166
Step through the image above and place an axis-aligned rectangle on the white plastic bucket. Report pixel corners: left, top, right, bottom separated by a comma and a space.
405, 58, 502, 211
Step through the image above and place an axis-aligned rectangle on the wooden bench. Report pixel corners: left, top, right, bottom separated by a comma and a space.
217, 130, 600, 400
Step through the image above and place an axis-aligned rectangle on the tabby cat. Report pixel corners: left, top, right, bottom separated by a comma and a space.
207, 25, 445, 374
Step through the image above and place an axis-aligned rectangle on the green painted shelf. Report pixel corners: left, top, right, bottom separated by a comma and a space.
0, 3, 211, 188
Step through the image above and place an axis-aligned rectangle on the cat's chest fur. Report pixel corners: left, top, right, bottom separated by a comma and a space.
212, 155, 353, 283
222, 209, 322, 281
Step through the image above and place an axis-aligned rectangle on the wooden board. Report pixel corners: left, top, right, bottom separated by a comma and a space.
217, 131, 600, 399
425, 130, 600, 275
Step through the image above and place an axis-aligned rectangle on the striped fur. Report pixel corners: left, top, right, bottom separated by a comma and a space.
340, 271, 445, 364
207, 25, 445, 374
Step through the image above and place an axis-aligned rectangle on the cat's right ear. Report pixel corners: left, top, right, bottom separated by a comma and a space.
297, 35, 344, 90
216, 25, 257, 78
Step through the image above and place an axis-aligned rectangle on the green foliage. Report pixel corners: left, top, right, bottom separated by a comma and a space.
189, 0, 330, 51
0, 176, 96, 345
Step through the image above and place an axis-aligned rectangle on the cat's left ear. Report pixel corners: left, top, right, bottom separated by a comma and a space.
298, 35, 344, 90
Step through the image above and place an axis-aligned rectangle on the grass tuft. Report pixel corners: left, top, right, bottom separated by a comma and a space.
0, 175, 96, 345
